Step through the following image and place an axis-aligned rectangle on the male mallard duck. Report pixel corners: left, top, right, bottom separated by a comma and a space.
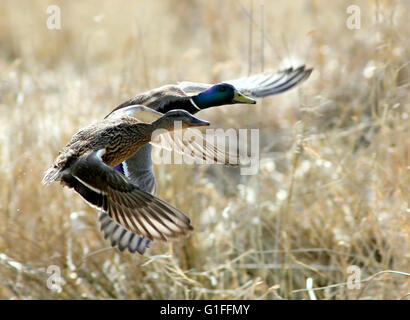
42, 107, 232, 253
108, 65, 312, 116
99, 65, 312, 254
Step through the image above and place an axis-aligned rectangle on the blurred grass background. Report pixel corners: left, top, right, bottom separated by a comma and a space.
0, 0, 409, 299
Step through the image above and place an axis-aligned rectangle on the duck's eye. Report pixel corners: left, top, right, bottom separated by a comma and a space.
218, 86, 226, 92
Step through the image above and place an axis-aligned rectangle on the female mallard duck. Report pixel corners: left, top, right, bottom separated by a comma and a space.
42, 107, 232, 253
98, 65, 312, 255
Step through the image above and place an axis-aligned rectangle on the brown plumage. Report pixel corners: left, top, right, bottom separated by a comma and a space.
50, 116, 152, 171
42, 109, 213, 244
98, 65, 313, 254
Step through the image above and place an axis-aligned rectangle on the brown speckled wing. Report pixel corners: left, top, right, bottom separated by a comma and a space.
69, 150, 193, 242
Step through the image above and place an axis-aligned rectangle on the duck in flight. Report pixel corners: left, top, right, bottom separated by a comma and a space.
42, 107, 235, 253
98, 65, 312, 255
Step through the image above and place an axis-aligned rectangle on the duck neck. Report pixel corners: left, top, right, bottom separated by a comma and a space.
158, 93, 217, 115
191, 91, 219, 111
150, 117, 177, 133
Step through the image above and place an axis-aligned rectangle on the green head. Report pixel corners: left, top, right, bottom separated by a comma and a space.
191, 83, 256, 109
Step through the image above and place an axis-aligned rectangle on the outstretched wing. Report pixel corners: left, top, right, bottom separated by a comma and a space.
178, 65, 312, 98
66, 150, 193, 242
98, 212, 152, 254
150, 128, 239, 166
97, 146, 156, 255
100, 106, 237, 254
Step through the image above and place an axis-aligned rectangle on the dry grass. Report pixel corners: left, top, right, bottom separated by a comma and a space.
0, 0, 409, 299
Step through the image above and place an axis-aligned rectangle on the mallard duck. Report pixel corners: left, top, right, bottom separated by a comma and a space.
98, 65, 312, 254
108, 65, 312, 116
42, 107, 232, 253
